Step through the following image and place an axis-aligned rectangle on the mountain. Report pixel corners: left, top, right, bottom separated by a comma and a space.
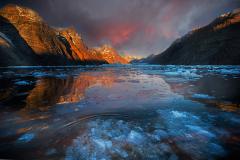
93, 45, 128, 64
122, 55, 142, 63
0, 4, 127, 66
150, 9, 240, 65
131, 54, 155, 64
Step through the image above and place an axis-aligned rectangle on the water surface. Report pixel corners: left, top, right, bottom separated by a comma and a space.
0, 65, 240, 159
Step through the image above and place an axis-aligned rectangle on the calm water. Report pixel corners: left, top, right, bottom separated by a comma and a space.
0, 65, 240, 160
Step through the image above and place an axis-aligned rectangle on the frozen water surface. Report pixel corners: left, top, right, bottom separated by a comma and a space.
0, 65, 239, 159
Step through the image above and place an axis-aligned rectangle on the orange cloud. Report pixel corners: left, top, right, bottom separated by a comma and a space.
97, 23, 139, 46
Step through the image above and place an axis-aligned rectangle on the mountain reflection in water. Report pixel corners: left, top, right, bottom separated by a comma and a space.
26, 73, 115, 110
0, 69, 115, 110
0, 65, 239, 160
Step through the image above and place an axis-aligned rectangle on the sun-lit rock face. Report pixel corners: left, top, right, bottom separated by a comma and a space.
58, 28, 88, 61
0, 4, 43, 22
150, 9, 240, 65
0, 4, 127, 66
94, 45, 128, 64
122, 55, 142, 63
0, 4, 87, 65
0, 22, 38, 66
58, 28, 107, 64
0, 4, 63, 55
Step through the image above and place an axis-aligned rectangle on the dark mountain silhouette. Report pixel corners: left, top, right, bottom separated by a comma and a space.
150, 9, 240, 65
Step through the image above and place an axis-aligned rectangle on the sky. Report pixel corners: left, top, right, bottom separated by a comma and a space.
0, 0, 239, 57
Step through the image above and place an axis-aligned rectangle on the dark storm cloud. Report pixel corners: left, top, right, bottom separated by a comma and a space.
0, 0, 239, 57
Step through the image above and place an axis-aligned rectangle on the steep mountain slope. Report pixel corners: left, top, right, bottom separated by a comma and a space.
58, 28, 106, 64
0, 4, 127, 66
150, 9, 240, 65
0, 18, 37, 66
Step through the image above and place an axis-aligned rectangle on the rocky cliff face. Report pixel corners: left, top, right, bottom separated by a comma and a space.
94, 45, 128, 64
150, 9, 240, 65
57, 28, 106, 64
0, 4, 127, 66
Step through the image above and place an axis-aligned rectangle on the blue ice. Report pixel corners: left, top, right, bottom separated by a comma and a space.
14, 80, 30, 85
17, 133, 35, 143
192, 93, 215, 99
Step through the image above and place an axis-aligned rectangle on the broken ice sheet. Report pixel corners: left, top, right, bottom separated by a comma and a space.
65, 118, 175, 160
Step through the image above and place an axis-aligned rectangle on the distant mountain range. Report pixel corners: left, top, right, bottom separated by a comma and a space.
0, 4, 128, 66
1, 4, 239, 66
121, 55, 143, 63
131, 54, 155, 64
150, 9, 240, 65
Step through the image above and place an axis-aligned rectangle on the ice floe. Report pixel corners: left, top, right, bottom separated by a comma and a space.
32, 72, 50, 78
171, 110, 188, 118
17, 133, 35, 143
14, 80, 31, 85
65, 119, 175, 160
185, 125, 216, 138
192, 93, 215, 99
157, 109, 227, 159
162, 69, 201, 79
65, 112, 227, 160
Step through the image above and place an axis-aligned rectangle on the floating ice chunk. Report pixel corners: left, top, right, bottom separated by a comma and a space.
162, 71, 181, 76
151, 129, 168, 141
111, 148, 128, 158
192, 93, 214, 99
159, 143, 172, 153
14, 80, 30, 85
127, 130, 144, 145
219, 69, 240, 75
186, 125, 216, 138
162, 69, 202, 79
171, 111, 187, 118
32, 72, 50, 78
93, 139, 112, 151
17, 133, 35, 142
